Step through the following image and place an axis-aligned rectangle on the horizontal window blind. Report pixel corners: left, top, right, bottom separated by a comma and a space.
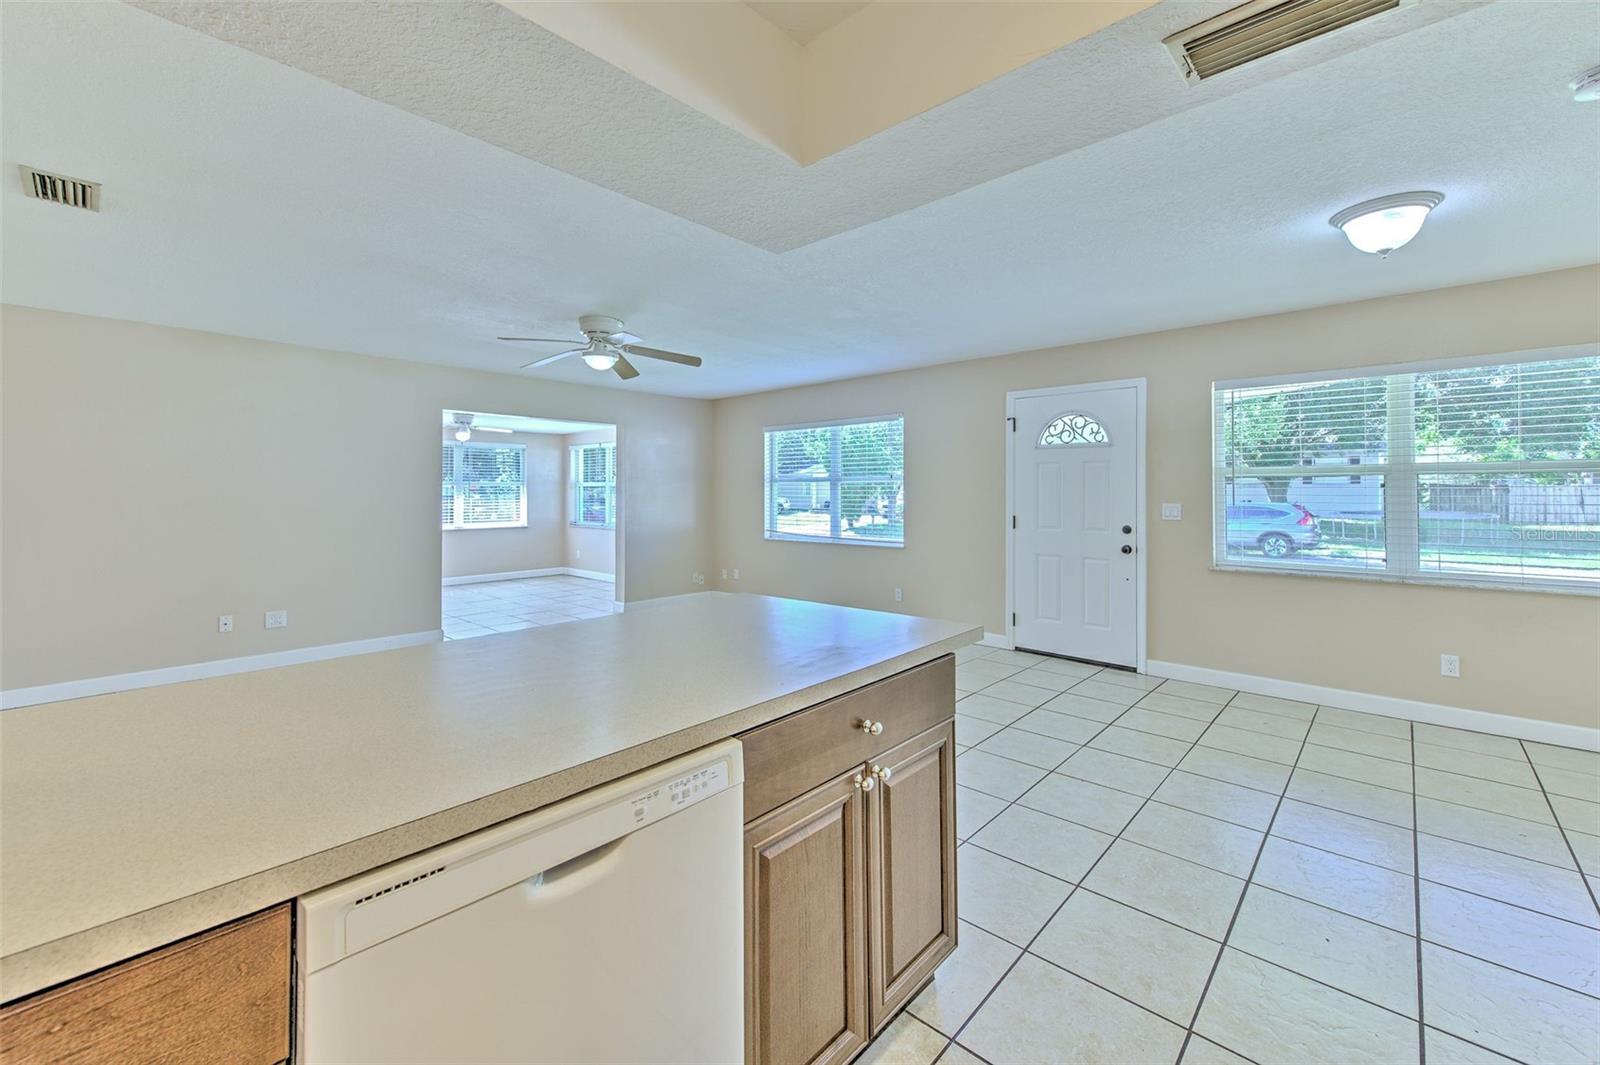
442, 442, 526, 530
1214, 354, 1599, 592
570, 442, 616, 528
764, 416, 904, 547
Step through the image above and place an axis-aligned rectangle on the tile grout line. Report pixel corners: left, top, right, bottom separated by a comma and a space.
1411, 720, 1427, 1065
1515, 739, 1600, 919
1175, 703, 1321, 1065
942, 671, 1234, 1060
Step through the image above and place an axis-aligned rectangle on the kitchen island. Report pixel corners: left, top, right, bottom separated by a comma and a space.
0, 593, 977, 1060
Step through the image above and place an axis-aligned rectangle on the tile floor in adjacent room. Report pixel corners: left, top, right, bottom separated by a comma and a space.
441, 575, 615, 640
860, 644, 1600, 1065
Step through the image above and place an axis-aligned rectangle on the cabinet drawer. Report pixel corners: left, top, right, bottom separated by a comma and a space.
740, 655, 954, 821
0, 905, 291, 1065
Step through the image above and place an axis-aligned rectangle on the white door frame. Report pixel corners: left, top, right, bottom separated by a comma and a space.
1004, 378, 1148, 673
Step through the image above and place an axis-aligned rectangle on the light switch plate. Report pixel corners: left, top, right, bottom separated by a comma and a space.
1161, 503, 1183, 520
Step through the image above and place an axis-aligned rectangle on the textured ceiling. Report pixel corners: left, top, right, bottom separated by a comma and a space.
2, 1, 1596, 399
124, 0, 1482, 252
745, 1, 867, 45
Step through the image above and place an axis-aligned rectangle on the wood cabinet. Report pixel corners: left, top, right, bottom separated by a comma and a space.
744, 767, 871, 1065
0, 904, 291, 1065
741, 657, 957, 1065
867, 722, 957, 1030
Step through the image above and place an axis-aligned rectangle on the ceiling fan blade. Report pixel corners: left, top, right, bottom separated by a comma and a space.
625, 345, 702, 367
604, 331, 643, 346
612, 353, 641, 380
521, 347, 586, 369
498, 336, 580, 343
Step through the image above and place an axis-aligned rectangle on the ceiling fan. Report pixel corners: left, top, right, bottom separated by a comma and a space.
498, 315, 703, 381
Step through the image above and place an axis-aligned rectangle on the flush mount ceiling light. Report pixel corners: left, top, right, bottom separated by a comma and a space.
450, 413, 473, 442
1572, 65, 1600, 103
1329, 191, 1444, 257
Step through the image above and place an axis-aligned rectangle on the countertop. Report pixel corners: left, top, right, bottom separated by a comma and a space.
0, 594, 978, 1001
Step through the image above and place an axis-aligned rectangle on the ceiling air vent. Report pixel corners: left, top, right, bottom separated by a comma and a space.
1165, 0, 1409, 83
19, 166, 101, 211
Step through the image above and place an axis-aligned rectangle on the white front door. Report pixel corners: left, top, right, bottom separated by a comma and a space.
1011, 383, 1141, 667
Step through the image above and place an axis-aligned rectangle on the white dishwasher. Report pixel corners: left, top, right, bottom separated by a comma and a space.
299, 739, 744, 1064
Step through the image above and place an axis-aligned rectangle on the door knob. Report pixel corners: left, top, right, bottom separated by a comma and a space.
1122, 524, 1133, 534
854, 773, 875, 792
872, 764, 892, 782
1121, 545, 1134, 554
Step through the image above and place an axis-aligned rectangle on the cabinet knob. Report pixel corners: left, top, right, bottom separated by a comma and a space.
872, 764, 892, 782
854, 772, 875, 792
859, 719, 884, 735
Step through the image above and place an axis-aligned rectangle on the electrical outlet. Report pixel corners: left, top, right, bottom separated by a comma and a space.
692, 572, 706, 586
894, 587, 903, 602
265, 610, 288, 630
732, 568, 740, 580
1440, 653, 1460, 678
721, 568, 728, 580
217, 614, 233, 634
574, 548, 581, 560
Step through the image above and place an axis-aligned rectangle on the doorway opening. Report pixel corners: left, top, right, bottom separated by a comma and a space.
441, 410, 618, 641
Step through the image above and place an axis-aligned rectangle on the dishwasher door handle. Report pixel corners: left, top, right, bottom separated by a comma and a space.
520, 837, 625, 905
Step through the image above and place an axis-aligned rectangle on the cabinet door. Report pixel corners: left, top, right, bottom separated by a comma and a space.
744, 766, 870, 1065
867, 720, 957, 1031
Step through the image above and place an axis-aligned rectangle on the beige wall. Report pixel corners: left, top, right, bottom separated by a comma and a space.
0, 306, 713, 689
710, 267, 1600, 728
562, 428, 618, 578
440, 428, 567, 580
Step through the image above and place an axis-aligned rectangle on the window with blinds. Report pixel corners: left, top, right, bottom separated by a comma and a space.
764, 416, 904, 547
441, 442, 527, 530
570, 442, 616, 528
1214, 353, 1600, 592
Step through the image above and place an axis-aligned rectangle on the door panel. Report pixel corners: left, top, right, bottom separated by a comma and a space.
1013, 385, 1140, 666
744, 768, 869, 1065
867, 722, 957, 1032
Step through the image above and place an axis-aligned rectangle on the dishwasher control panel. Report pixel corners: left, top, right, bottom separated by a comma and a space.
630, 761, 730, 825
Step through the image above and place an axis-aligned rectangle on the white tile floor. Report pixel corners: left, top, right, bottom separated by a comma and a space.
860, 643, 1600, 1065
440, 575, 615, 640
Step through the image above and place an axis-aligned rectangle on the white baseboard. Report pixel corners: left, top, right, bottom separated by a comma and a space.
1146, 659, 1599, 752
442, 567, 614, 587
441, 568, 563, 586
563, 567, 615, 583
1, 630, 442, 711
979, 632, 1014, 649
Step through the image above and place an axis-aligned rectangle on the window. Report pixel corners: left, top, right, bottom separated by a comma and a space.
764, 416, 904, 547
442, 442, 526, 530
570, 442, 616, 528
1213, 353, 1600, 592
1039, 412, 1109, 447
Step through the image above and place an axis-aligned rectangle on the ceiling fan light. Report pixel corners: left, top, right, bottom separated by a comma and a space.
1329, 191, 1443, 256
581, 350, 619, 371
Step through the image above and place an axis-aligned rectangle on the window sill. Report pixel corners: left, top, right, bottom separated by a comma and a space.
764, 532, 904, 549
443, 522, 528, 532
1211, 561, 1598, 597
570, 522, 615, 530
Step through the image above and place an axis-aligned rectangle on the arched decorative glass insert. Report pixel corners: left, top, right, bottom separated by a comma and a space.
1038, 412, 1109, 447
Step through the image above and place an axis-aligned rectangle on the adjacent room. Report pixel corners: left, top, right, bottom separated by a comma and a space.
2, 2, 1597, 1063
440, 409, 618, 639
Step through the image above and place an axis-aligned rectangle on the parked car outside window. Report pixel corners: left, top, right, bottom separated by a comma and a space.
1224, 503, 1321, 558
